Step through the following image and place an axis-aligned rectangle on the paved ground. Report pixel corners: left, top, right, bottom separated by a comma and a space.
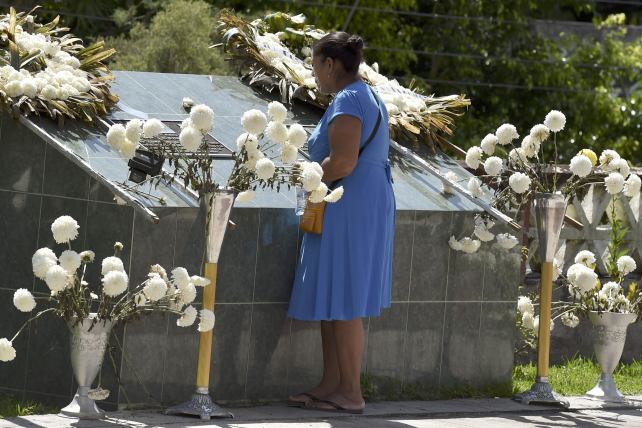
3, 396, 642, 428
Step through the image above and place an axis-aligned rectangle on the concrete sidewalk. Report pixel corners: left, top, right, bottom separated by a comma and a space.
2, 396, 642, 428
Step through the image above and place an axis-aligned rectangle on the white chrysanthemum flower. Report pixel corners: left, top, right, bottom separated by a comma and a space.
496, 233, 519, 249
51, 215, 79, 244
611, 158, 630, 178
134, 293, 146, 307
324, 186, 344, 203
143, 275, 168, 302
125, 119, 143, 143
574, 250, 596, 267
508, 147, 529, 166
599, 149, 620, 169
617, 255, 636, 276
465, 146, 483, 169
480, 134, 498, 155
241, 109, 268, 135
0, 338, 16, 362
22, 79, 37, 98
179, 126, 202, 152
106, 124, 127, 149
118, 138, 138, 160
566, 263, 585, 284
569, 155, 592, 178
442, 171, 459, 195
45, 265, 69, 294
236, 133, 258, 151
483, 156, 503, 176
40, 84, 58, 100
447, 236, 462, 252
102, 270, 129, 297
79, 250, 95, 264
267, 101, 288, 123
32, 248, 57, 279
529, 124, 550, 144
256, 158, 276, 180
266, 121, 289, 145
495, 123, 519, 146
553, 257, 564, 281
624, 174, 641, 197
191, 275, 210, 287
509, 172, 531, 194
190, 104, 215, 132
544, 110, 566, 133
532, 316, 555, 335
179, 283, 197, 305
561, 312, 580, 328
142, 119, 164, 138
171, 267, 191, 289
309, 182, 329, 203
573, 265, 598, 293
150, 264, 168, 281
5, 80, 23, 97
301, 168, 322, 192
600, 281, 621, 300
521, 135, 540, 158
236, 190, 256, 203
281, 143, 298, 164
605, 172, 625, 195
517, 296, 534, 315
460, 238, 481, 254
244, 150, 264, 171
473, 220, 495, 242
180, 117, 192, 129
177, 305, 198, 327
198, 309, 216, 332
303, 161, 324, 176
59, 250, 81, 273
101, 257, 124, 275
521, 312, 535, 330
288, 124, 307, 149
467, 177, 483, 198
13, 288, 36, 312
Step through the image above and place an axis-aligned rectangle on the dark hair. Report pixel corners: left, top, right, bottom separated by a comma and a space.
313, 31, 364, 75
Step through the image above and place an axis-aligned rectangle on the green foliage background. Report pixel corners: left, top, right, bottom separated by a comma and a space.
16, 0, 642, 163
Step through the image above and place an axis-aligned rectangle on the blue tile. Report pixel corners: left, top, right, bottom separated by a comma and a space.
0, 191, 41, 290
0, 114, 45, 193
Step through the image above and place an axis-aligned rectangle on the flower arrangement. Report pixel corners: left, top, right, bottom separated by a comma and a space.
106, 99, 343, 205
216, 9, 470, 152
0, 6, 117, 123
0, 215, 213, 363
447, 109, 640, 255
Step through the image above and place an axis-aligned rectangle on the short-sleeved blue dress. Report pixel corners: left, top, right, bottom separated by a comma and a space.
288, 80, 395, 321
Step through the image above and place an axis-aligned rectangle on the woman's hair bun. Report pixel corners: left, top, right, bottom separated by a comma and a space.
346, 35, 364, 52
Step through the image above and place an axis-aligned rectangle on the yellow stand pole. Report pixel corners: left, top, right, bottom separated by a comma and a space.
536, 262, 553, 379
196, 262, 218, 391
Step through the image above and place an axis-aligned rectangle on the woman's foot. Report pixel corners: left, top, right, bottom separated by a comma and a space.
304, 390, 365, 413
287, 383, 338, 406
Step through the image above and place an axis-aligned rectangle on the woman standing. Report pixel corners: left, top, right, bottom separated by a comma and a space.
287, 32, 395, 414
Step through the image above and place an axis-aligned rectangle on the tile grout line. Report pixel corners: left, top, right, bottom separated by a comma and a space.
160, 209, 179, 403
117, 209, 137, 407
22, 139, 47, 401
243, 208, 261, 400
437, 211, 454, 388
400, 210, 417, 389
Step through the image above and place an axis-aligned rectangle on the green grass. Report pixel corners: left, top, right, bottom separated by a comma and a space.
0, 394, 51, 419
513, 357, 642, 396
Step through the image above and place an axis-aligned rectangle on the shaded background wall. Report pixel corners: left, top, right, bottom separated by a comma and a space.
0, 114, 522, 408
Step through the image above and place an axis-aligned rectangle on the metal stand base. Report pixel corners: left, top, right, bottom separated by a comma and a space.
513, 378, 570, 408
164, 389, 233, 420
60, 387, 105, 419
586, 373, 627, 403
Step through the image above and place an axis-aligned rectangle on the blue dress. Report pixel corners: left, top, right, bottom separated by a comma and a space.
288, 80, 396, 321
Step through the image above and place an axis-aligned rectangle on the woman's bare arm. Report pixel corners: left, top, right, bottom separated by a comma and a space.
320, 115, 362, 183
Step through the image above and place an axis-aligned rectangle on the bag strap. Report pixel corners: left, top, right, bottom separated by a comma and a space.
329, 86, 383, 190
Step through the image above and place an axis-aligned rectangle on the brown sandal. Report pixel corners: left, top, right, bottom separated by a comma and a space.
304, 398, 365, 414
287, 392, 319, 407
